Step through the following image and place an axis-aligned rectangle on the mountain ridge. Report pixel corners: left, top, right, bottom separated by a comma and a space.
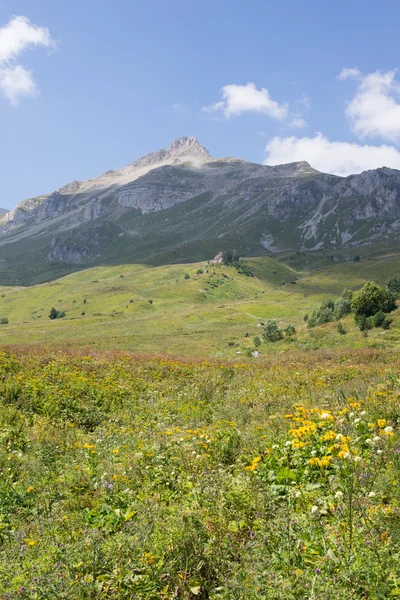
1, 136, 400, 285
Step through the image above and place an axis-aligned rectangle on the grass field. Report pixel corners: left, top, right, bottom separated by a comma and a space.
2, 252, 400, 597
0, 252, 399, 357
1, 347, 400, 598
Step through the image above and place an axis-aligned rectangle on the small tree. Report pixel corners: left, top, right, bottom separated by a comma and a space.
352, 282, 396, 318
222, 250, 240, 265
49, 307, 58, 320
284, 324, 296, 337
0, 317, 8, 325
253, 336, 261, 348
184, 273, 190, 280
262, 320, 284, 343
387, 276, 400, 297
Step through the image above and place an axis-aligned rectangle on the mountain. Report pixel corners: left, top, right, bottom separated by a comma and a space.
2, 136, 400, 285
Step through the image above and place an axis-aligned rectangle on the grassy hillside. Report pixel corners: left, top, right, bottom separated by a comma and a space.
0, 252, 399, 356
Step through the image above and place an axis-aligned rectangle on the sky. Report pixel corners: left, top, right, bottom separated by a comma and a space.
2, 1, 400, 209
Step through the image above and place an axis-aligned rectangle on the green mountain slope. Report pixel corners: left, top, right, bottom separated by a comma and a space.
0, 254, 399, 356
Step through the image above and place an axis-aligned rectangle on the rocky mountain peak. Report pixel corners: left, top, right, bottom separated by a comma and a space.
165, 136, 212, 162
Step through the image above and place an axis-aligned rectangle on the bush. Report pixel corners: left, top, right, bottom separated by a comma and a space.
307, 290, 353, 328
373, 310, 387, 327
196, 269, 203, 275
49, 307, 66, 320
262, 320, 284, 342
387, 276, 400, 297
221, 250, 240, 265
355, 314, 374, 331
352, 282, 396, 318
184, 273, 190, 280
337, 322, 346, 335
148, 299, 153, 304
49, 307, 58, 320
0, 317, 8, 325
253, 336, 261, 348
284, 324, 296, 337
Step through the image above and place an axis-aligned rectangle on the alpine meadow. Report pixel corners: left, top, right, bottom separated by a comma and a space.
3, 2, 400, 598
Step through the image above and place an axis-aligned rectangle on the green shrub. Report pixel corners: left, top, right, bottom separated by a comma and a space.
352, 282, 396, 318
337, 322, 346, 335
387, 275, 400, 297
253, 336, 261, 348
355, 314, 374, 331
49, 307, 58, 320
284, 324, 296, 337
0, 317, 8, 325
262, 320, 283, 342
184, 273, 190, 280
196, 269, 203, 275
148, 299, 153, 304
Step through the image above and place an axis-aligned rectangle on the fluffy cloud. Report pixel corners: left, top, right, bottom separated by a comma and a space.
289, 117, 307, 129
0, 16, 53, 104
202, 82, 288, 120
0, 64, 36, 104
264, 132, 400, 176
339, 68, 400, 142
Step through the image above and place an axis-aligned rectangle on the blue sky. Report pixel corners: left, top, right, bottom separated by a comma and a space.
2, 1, 400, 208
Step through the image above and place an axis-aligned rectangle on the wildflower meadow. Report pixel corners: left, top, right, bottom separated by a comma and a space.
0, 348, 400, 598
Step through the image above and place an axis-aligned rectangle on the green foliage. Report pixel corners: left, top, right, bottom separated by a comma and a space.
49, 308, 65, 319
337, 322, 346, 335
49, 306, 58, 320
49, 307, 65, 320
233, 261, 254, 277
184, 273, 190, 280
355, 314, 374, 331
262, 320, 284, 342
308, 290, 353, 328
253, 336, 261, 347
148, 299, 153, 304
284, 324, 296, 337
387, 275, 400, 297
352, 282, 396, 318
0, 316, 8, 325
196, 269, 204, 275
1, 350, 400, 597
221, 249, 240, 265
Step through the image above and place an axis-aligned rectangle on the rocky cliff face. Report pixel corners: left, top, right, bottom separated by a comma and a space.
2, 136, 400, 282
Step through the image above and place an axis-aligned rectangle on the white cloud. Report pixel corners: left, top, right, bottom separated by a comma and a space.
0, 65, 36, 104
202, 82, 288, 120
289, 117, 307, 129
337, 67, 362, 81
340, 68, 400, 142
0, 15, 53, 104
264, 132, 400, 176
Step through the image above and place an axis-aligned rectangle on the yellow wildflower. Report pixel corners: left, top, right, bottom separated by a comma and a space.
322, 430, 337, 441
245, 456, 261, 472
377, 419, 387, 428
